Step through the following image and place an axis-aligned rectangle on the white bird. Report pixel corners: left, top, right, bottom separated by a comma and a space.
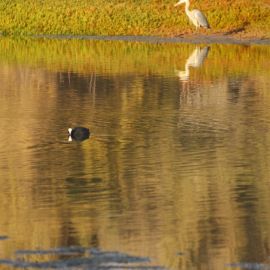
174, 0, 210, 30
176, 46, 210, 81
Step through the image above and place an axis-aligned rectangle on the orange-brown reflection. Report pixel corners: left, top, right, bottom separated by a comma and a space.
0, 39, 269, 270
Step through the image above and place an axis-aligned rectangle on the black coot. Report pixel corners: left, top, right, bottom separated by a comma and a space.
68, 127, 90, 141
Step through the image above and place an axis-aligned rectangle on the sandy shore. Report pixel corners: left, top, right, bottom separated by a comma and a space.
33, 34, 270, 45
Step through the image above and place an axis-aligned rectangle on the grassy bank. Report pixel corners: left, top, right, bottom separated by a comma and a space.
0, 0, 269, 38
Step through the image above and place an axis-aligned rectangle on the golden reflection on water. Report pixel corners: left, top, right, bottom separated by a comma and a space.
0, 38, 270, 270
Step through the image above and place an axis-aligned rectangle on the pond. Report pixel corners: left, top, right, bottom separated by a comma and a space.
0, 38, 270, 270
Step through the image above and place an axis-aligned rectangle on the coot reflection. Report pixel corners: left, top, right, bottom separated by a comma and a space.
68, 127, 90, 142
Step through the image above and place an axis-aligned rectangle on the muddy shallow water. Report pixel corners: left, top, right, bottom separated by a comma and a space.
0, 37, 269, 270
32, 34, 270, 45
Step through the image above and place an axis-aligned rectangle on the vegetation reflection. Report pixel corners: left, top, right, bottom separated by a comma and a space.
0, 38, 269, 270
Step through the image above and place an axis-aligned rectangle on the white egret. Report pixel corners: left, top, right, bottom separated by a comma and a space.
174, 0, 210, 30
176, 46, 210, 81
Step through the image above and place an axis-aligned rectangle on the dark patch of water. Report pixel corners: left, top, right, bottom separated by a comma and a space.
226, 262, 270, 270
0, 246, 165, 270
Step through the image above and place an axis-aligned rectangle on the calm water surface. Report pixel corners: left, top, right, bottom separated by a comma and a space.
0, 38, 270, 269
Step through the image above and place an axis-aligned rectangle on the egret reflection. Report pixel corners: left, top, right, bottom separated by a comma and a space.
176, 46, 210, 81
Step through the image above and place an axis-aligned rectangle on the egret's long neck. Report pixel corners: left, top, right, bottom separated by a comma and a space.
184, 0, 191, 15
178, 64, 190, 81
184, 63, 190, 77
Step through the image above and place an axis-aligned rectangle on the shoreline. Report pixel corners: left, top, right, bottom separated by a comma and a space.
31, 34, 270, 45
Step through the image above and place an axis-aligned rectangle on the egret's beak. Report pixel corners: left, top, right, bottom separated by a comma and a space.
174, 1, 183, 7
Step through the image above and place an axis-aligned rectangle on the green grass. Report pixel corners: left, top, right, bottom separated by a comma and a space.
0, 0, 269, 37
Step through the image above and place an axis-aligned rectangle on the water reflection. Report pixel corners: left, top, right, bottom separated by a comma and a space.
0, 38, 269, 270
0, 246, 163, 270
176, 46, 210, 81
